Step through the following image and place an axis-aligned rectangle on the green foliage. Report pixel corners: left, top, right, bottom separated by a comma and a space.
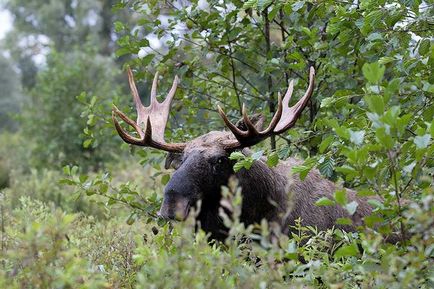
0, 0, 432, 288
59, 163, 161, 223
20, 48, 125, 169
229, 150, 264, 172
0, 198, 109, 288
104, 1, 432, 287
1, 166, 432, 288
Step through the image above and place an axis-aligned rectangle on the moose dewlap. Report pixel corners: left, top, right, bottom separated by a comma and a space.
112, 67, 375, 241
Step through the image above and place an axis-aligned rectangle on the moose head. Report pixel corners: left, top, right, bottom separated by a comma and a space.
112, 67, 315, 237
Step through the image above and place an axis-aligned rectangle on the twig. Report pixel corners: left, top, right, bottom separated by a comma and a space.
263, 8, 276, 150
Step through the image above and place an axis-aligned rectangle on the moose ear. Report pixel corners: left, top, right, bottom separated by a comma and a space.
165, 152, 183, 170
235, 113, 265, 131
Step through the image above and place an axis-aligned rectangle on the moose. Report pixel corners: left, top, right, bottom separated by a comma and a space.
112, 67, 377, 241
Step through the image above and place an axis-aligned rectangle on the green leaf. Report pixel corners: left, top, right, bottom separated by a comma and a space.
229, 151, 245, 160
266, 152, 279, 167
85, 190, 96, 196
336, 218, 353, 225
251, 150, 263, 160
87, 114, 96, 126
242, 0, 257, 9
126, 213, 137, 225
320, 97, 334, 108
161, 174, 171, 185
291, 165, 312, 180
141, 54, 155, 66
258, 0, 273, 10
357, 190, 376, 197
367, 199, 384, 209
345, 201, 358, 215
349, 130, 365, 146
114, 21, 125, 32
364, 214, 384, 227
375, 127, 394, 149
334, 242, 359, 259
83, 139, 93, 149
430, 119, 434, 137
378, 56, 395, 64
233, 162, 245, 172
364, 95, 384, 114
63, 165, 71, 175
414, 134, 431, 149
292, 1, 305, 11
362, 62, 385, 83
58, 178, 77, 185
418, 39, 431, 55
318, 157, 334, 178
336, 165, 358, 181
385, 78, 401, 101
319, 135, 334, 153
335, 126, 350, 140
268, 6, 280, 21
79, 174, 88, 183
115, 47, 131, 57
334, 190, 347, 206
242, 159, 254, 170
99, 183, 108, 194
365, 10, 383, 28
76, 92, 87, 103
71, 166, 79, 176
315, 197, 335, 206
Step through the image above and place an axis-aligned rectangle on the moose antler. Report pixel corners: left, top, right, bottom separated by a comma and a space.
218, 67, 315, 149
112, 68, 186, 152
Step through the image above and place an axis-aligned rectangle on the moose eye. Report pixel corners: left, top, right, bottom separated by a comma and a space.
217, 156, 228, 164
210, 156, 228, 167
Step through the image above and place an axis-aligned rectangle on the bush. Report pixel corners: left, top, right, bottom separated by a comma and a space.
0, 198, 109, 288
0, 195, 151, 288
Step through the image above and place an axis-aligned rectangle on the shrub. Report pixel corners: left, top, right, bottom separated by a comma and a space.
0, 198, 109, 289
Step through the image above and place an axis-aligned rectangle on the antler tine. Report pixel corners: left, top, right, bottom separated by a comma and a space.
127, 67, 144, 112
163, 75, 179, 105
112, 68, 186, 153
112, 107, 143, 145
150, 71, 159, 104
242, 104, 260, 135
282, 80, 294, 110
217, 105, 249, 138
219, 67, 315, 150
274, 66, 315, 133
261, 92, 283, 134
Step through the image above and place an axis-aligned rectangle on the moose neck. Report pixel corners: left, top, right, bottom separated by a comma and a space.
235, 159, 289, 226
195, 157, 289, 241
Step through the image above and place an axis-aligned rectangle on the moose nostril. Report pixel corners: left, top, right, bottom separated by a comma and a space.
157, 209, 176, 221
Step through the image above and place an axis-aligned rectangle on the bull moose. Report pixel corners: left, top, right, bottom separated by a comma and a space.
112, 67, 376, 241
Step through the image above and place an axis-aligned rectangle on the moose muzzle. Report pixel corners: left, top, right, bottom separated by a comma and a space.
158, 191, 190, 221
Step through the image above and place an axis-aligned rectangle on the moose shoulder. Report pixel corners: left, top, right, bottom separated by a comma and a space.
112, 67, 376, 241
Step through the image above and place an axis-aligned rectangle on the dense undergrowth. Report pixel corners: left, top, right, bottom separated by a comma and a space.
1, 171, 433, 288
0, 133, 433, 288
